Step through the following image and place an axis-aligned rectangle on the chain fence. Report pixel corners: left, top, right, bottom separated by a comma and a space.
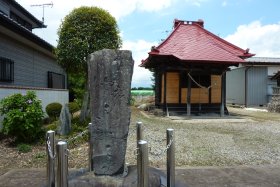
66, 128, 89, 159
48, 122, 173, 163
45, 122, 175, 187
130, 123, 174, 160
149, 137, 173, 159
46, 127, 90, 161
47, 136, 56, 160
67, 129, 89, 144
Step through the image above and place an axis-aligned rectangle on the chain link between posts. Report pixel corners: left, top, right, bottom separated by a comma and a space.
132, 123, 174, 160
67, 129, 89, 144
149, 136, 173, 159
66, 129, 89, 158
47, 136, 56, 160
47, 127, 89, 159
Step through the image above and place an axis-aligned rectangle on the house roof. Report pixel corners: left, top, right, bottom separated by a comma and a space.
0, 12, 53, 55
8, 0, 46, 29
141, 19, 254, 68
245, 57, 280, 65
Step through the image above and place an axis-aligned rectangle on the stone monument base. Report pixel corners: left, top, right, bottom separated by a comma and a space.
67, 166, 167, 187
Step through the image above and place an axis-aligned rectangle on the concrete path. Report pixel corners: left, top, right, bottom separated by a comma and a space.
1, 165, 280, 187
175, 165, 280, 187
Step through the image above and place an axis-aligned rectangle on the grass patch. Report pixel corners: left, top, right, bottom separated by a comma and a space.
34, 152, 46, 159
131, 90, 154, 96
17, 144, 32, 153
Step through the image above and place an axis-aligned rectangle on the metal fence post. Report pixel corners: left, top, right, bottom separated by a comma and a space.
88, 122, 94, 172
137, 140, 149, 187
136, 122, 143, 147
167, 128, 175, 187
46, 130, 55, 187
56, 141, 68, 187
136, 121, 144, 185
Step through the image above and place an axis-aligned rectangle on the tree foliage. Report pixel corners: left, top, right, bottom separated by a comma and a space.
56, 7, 122, 105
68, 72, 86, 103
56, 6, 122, 74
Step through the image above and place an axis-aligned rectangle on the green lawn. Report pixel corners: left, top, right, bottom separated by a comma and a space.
131, 90, 154, 96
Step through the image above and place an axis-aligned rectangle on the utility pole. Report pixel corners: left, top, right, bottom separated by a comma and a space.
31, 2, 53, 24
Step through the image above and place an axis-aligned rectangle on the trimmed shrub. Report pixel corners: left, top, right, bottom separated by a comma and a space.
46, 102, 62, 119
68, 102, 80, 116
0, 91, 44, 143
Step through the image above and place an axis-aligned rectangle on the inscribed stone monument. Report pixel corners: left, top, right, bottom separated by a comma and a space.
88, 49, 134, 175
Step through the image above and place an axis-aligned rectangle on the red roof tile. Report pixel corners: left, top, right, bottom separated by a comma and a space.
141, 20, 254, 67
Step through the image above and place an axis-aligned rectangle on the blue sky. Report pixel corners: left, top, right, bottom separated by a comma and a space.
20, 0, 280, 87
120, 0, 280, 41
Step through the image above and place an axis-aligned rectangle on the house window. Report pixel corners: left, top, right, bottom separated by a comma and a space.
181, 72, 210, 88
48, 72, 65, 89
0, 57, 14, 82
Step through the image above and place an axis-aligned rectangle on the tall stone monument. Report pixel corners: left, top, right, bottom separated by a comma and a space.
88, 49, 134, 175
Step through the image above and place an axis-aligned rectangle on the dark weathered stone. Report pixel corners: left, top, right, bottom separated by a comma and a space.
58, 104, 71, 135
88, 49, 134, 175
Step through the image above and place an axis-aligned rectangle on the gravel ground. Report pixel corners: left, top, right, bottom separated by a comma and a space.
125, 107, 280, 168
0, 138, 46, 175
1, 106, 280, 174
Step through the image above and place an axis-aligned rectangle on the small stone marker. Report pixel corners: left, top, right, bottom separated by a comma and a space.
268, 94, 280, 112
58, 104, 71, 135
88, 49, 134, 175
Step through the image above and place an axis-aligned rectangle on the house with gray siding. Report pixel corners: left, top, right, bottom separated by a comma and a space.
226, 57, 280, 107
0, 0, 68, 126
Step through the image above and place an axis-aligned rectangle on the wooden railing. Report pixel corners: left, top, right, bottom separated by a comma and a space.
272, 87, 280, 95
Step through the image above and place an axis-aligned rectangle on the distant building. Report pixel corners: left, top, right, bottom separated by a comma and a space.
226, 57, 280, 107
0, 0, 68, 127
141, 19, 253, 116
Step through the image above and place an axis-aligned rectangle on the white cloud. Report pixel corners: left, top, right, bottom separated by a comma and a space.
19, 0, 174, 45
185, 0, 208, 7
225, 21, 280, 57
136, 0, 173, 12
17, 1, 168, 88
21, 0, 173, 22
222, 1, 227, 7
122, 40, 158, 88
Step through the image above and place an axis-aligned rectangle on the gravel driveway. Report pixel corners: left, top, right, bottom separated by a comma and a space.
125, 106, 280, 168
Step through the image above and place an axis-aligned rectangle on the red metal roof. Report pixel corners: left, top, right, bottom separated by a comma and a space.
141, 19, 254, 67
